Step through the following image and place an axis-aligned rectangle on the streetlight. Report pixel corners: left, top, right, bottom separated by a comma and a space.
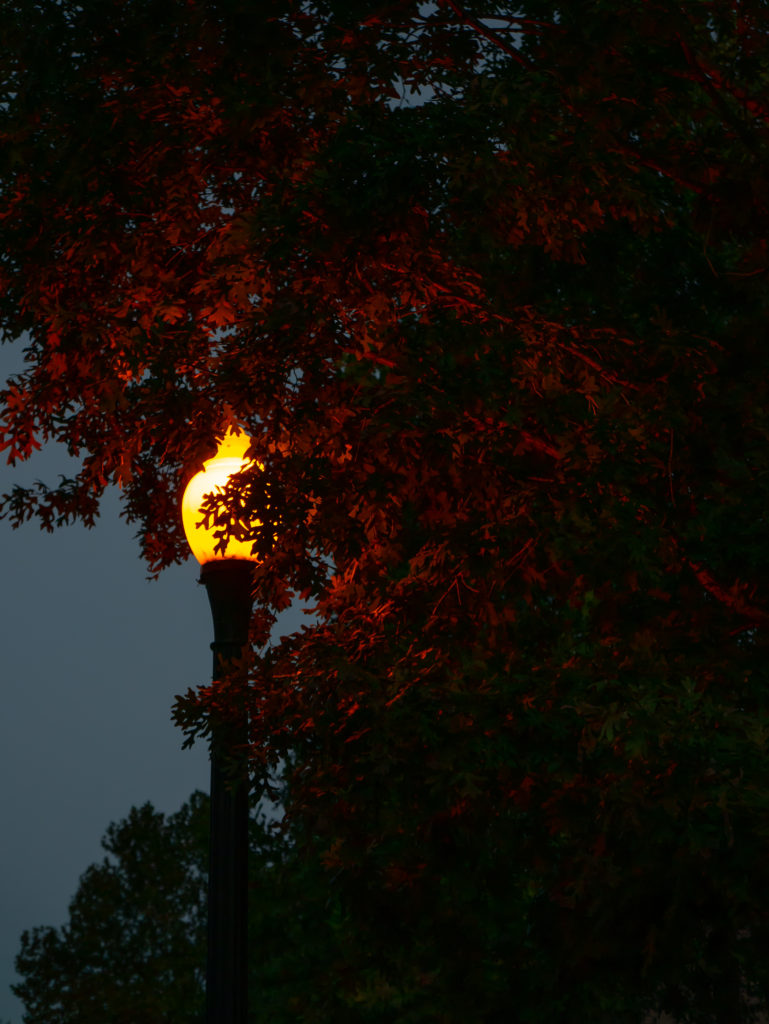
182, 428, 261, 1024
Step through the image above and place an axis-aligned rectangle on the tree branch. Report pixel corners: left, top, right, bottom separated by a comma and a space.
439, 0, 531, 69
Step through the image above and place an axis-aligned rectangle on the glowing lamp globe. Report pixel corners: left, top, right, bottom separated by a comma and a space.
182, 429, 261, 565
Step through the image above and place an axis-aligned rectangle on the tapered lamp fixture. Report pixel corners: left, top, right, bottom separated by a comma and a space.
182, 428, 261, 565
182, 428, 260, 1024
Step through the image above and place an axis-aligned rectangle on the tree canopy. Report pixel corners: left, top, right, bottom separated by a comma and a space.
3, 1, 769, 1019
13, 795, 208, 1024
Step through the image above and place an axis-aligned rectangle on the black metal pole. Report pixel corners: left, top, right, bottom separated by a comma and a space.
201, 559, 253, 1024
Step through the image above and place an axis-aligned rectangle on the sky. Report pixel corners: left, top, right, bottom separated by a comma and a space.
0, 341, 304, 1023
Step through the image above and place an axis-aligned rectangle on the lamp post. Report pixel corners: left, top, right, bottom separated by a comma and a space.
182, 429, 261, 1024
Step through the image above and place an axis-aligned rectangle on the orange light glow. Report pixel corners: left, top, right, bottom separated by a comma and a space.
181, 429, 262, 565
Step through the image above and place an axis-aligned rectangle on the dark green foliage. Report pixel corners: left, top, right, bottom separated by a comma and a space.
12, 796, 208, 1024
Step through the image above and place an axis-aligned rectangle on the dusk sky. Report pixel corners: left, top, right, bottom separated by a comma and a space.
0, 339, 305, 1023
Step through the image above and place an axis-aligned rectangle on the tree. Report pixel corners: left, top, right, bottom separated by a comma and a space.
13, 794, 208, 1024
11, 790, 353, 1024
4, 1, 769, 1019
